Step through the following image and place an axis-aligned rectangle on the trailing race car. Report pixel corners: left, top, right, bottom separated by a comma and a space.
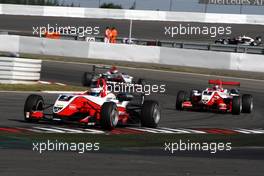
215, 36, 262, 46
175, 80, 253, 115
82, 65, 145, 87
24, 78, 160, 130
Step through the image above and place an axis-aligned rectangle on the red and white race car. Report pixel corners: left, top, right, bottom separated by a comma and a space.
82, 65, 145, 87
24, 78, 160, 130
175, 80, 253, 115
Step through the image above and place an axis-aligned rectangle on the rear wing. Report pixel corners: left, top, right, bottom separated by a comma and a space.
208, 80, 240, 86
92, 65, 111, 72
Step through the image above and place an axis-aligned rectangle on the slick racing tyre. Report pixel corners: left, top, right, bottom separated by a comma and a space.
141, 100, 160, 128
24, 94, 44, 122
82, 72, 94, 87
176, 91, 187, 110
137, 78, 146, 87
242, 94, 253, 113
232, 96, 241, 115
100, 102, 119, 130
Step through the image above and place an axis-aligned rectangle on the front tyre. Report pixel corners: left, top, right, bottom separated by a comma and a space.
232, 96, 241, 115
141, 100, 160, 128
242, 94, 253, 113
24, 94, 44, 122
100, 102, 119, 130
176, 91, 187, 110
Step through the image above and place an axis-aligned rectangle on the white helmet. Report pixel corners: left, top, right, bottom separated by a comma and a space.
213, 85, 220, 90
90, 87, 102, 96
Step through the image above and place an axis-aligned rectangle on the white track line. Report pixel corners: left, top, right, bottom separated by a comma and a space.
33, 126, 105, 134
145, 127, 176, 133
129, 127, 177, 133
29, 126, 264, 134
159, 127, 208, 134
235, 129, 264, 134
182, 129, 207, 134
83, 129, 105, 134
159, 127, 191, 134
33, 127, 65, 133
27, 129, 44, 133
52, 127, 85, 133
128, 127, 160, 133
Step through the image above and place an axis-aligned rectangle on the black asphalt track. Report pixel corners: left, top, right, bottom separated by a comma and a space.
1, 60, 264, 128
0, 61, 264, 176
0, 15, 263, 42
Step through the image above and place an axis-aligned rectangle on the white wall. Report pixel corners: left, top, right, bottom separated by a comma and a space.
0, 35, 264, 73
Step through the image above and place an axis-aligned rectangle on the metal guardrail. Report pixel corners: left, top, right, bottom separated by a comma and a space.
58, 33, 264, 55
3, 31, 264, 55
80, 37, 264, 55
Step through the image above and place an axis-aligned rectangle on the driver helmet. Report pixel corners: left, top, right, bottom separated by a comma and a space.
110, 66, 118, 74
90, 87, 102, 96
213, 85, 220, 90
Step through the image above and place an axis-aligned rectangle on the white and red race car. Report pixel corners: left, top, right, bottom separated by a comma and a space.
82, 65, 145, 87
176, 80, 253, 115
24, 78, 160, 130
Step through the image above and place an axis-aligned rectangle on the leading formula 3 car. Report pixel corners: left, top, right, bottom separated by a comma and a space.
24, 78, 160, 130
175, 80, 253, 115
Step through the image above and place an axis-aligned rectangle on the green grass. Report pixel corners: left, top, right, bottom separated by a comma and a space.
0, 84, 87, 92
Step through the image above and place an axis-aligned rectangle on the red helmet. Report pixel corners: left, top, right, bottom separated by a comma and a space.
110, 66, 118, 74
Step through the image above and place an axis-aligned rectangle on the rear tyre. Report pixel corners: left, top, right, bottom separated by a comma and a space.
137, 78, 146, 87
24, 94, 44, 122
176, 91, 187, 110
242, 94, 253, 113
141, 100, 160, 128
232, 96, 241, 115
100, 102, 118, 130
82, 72, 94, 87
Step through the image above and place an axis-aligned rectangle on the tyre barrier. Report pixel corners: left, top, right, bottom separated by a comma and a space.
0, 57, 42, 84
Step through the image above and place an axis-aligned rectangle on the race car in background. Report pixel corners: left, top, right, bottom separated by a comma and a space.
24, 78, 160, 130
82, 65, 145, 87
175, 80, 253, 115
215, 36, 262, 46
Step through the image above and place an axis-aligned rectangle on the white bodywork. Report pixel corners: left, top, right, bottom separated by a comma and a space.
193, 88, 235, 105
53, 92, 130, 114
121, 74, 133, 83
240, 36, 255, 45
